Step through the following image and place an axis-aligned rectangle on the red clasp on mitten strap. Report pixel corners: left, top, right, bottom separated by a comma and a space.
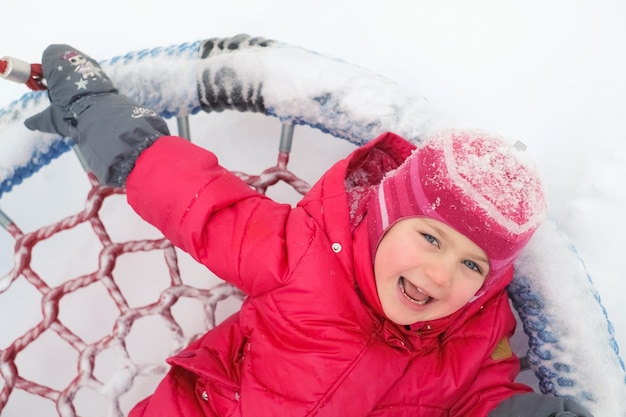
0, 56, 47, 90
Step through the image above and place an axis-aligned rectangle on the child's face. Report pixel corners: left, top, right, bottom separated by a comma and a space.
373, 217, 490, 325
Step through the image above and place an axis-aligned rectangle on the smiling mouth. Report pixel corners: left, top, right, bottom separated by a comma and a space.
399, 277, 433, 305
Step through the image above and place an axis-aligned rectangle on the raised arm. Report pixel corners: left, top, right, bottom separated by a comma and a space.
23, 43, 303, 295
126, 135, 306, 295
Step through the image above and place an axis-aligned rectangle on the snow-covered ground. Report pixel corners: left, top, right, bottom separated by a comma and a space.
1, 1, 625, 416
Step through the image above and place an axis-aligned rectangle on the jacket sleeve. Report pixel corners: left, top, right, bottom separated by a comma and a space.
126, 135, 311, 296
448, 291, 536, 417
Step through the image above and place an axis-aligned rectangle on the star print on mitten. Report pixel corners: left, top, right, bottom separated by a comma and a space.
42, 44, 117, 110
24, 44, 118, 137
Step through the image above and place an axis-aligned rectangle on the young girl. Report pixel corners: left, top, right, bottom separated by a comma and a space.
25, 44, 593, 417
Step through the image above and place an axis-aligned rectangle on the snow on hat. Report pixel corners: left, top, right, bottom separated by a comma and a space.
367, 129, 547, 293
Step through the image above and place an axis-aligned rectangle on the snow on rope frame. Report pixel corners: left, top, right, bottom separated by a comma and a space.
0, 34, 624, 416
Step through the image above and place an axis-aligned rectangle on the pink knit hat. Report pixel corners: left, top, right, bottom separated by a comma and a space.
367, 129, 547, 294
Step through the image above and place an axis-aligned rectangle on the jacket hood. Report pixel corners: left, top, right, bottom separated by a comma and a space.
299, 132, 514, 334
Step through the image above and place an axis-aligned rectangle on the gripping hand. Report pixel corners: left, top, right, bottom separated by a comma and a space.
24, 44, 170, 186
489, 393, 593, 417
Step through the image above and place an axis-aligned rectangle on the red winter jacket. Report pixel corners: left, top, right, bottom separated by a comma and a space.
126, 132, 533, 417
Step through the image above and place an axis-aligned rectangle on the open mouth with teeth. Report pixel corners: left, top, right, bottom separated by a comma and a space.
399, 277, 433, 305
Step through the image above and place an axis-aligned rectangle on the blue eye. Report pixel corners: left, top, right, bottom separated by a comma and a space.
463, 260, 482, 273
422, 233, 439, 247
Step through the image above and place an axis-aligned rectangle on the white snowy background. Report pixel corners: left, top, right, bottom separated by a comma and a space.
1, 1, 625, 416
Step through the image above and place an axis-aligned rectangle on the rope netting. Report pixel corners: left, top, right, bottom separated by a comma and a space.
0, 123, 310, 416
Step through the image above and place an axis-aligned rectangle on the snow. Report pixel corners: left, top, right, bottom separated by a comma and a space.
432, 128, 547, 233
513, 217, 626, 412
1, 0, 626, 416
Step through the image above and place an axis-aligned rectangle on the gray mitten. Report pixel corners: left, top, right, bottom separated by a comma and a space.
24, 44, 170, 186
489, 393, 594, 417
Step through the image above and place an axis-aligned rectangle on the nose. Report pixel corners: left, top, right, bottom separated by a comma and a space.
423, 258, 453, 288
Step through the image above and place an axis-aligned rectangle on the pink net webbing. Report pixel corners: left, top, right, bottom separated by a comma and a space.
0, 147, 309, 417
